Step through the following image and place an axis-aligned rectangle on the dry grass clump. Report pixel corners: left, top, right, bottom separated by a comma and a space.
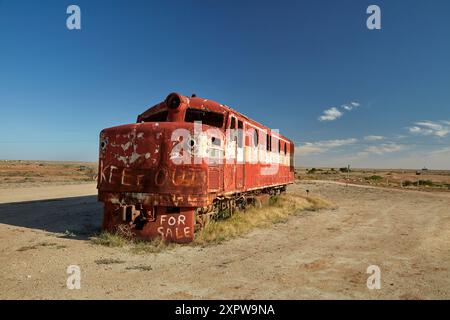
194, 192, 333, 245
90, 232, 128, 248
90, 231, 173, 254
126, 264, 153, 271
17, 241, 64, 252
95, 258, 126, 265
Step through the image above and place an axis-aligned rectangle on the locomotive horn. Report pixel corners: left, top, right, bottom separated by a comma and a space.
165, 92, 182, 110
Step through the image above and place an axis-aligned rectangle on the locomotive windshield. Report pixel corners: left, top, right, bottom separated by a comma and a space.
141, 110, 168, 122
184, 108, 224, 128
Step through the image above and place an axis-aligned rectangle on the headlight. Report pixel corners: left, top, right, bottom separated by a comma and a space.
165, 93, 182, 110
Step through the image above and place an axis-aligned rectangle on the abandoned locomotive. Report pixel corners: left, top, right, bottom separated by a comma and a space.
98, 93, 295, 242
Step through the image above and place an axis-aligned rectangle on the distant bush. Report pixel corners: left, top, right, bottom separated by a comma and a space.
365, 175, 383, 182
403, 180, 435, 187
81, 167, 98, 181
418, 180, 434, 187
307, 168, 317, 174
403, 180, 413, 187
339, 167, 350, 173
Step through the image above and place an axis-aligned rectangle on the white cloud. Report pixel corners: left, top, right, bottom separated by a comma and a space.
318, 107, 343, 122
363, 143, 405, 155
342, 101, 360, 111
364, 135, 385, 141
297, 138, 357, 155
318, 100, 361, 121
342, 105, 352, 111
295, 137, 450, 169
408, 120, 450, 137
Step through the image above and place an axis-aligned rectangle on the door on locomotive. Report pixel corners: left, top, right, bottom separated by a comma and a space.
225, 115, 236, 190
236, 119, 245, 189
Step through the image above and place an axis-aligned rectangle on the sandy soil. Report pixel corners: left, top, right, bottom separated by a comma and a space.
0, 160, 97, 189
0, 184, 98, 204
0, 181, 449, 299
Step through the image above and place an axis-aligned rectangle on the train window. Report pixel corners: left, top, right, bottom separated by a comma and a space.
185, 108, 224, 128
290, 142, 294, 171
278, 140, 281, 153
253, 129, 259, 147
230, 117, 236, 129
266, 134, 272, 151
211, 136, 221, 146
142, 110, 168, 122
237, 120, 243, 148
284, 142, 287, 155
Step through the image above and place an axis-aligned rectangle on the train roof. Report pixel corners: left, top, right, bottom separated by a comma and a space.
138, 94, 292, 143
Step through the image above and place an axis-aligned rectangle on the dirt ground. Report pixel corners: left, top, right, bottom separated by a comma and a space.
1, 180, 449, 299
0, 160, 97, 188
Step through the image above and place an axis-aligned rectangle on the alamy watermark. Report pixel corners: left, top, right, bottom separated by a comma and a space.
66, 5, 81, 30
366, 265, 381, 290
168, 124, 283, 175
367, 5, 381, 30
66, 265, 81, 290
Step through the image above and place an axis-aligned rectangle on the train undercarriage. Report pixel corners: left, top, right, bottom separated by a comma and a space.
101, 184, 287, 243
196, 185, 287, 226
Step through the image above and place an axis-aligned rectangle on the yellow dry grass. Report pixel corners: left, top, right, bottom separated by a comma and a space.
193, 192, 333, 245
90, 231, 174, 254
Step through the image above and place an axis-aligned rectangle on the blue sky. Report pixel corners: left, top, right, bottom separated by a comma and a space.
0, 0, 449, 168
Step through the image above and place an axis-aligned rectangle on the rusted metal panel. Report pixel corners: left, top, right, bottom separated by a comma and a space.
102, 203, 195, 243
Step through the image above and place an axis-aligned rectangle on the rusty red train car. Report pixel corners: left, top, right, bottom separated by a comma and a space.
98, 93, 295, 242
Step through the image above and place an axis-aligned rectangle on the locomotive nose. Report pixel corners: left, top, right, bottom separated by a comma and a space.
99, 123, 164, 171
